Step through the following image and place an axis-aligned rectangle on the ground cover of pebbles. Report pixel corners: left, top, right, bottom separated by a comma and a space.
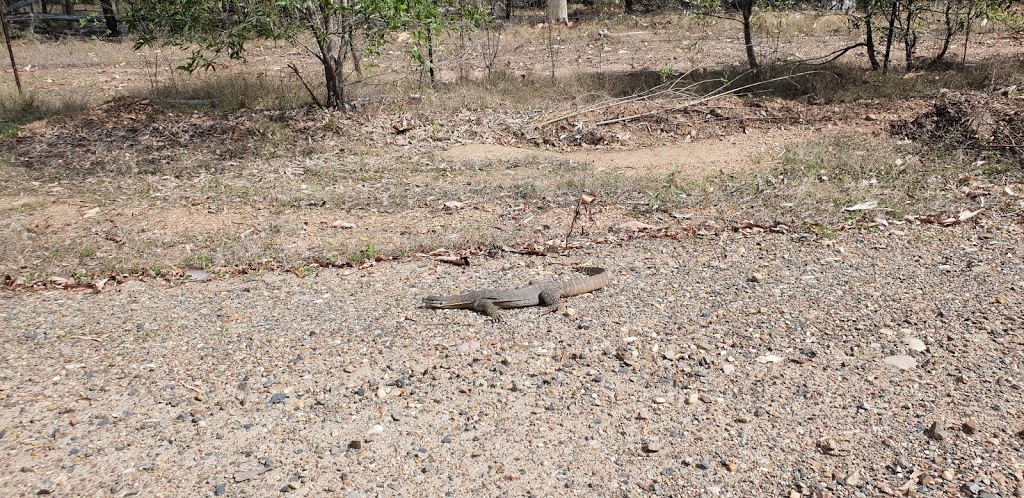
1, 225, 1022, 498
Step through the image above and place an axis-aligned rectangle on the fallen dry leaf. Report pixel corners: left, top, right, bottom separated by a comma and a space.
756, 354, 784, 364
844, 200, 878, 211
616, 220, 655, 231
82, 207, 101, 218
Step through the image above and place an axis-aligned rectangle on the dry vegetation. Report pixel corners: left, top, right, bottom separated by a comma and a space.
0, 12, 1022, 286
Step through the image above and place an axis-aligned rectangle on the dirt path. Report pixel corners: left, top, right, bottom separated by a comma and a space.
2, 225, 1022, 497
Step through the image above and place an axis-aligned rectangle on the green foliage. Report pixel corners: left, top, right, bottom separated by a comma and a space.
124, 0, 491, 107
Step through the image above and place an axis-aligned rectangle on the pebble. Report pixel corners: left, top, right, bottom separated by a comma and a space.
926, 421, 950, 441
962, 482, 983, 495
36, 479, 56, 495
685, 393, 699, 405
941, 470, 954, 481
904, 337, 927, 352
722, 364, 735, 375
642, 440, 662, 453
962, 418, 979, 435
269, 393, 287, 404
214, 483, 226, 495
697, 460, 712, 470
441, 436, 452, 443
882, 355, 917, 370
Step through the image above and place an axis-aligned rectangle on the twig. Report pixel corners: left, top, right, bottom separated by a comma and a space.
179, 380, 203, 394
592, 71, 823, 127
564, 194, 596, 251
288, 63, 324, 109
70, 335, 103, 342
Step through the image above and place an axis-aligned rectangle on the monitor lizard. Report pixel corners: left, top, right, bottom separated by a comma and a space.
422, 267, 609, 321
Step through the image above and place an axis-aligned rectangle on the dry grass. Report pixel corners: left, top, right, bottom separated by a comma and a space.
0, 91, 88, 137
655, 132, 1022, 226
143, 71, 313, 111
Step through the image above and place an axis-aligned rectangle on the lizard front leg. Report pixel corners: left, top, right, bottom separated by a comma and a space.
472, 299, 503, 322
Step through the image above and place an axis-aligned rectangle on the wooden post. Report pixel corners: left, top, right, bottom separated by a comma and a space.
0, 2, 23, 94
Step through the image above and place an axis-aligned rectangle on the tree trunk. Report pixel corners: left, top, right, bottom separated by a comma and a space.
739, 0, 758, 71
504, 0, 512, 20
882, 0, 897, 74
865, 13, 880, 70
902, 1, 916, 71
100, 0, 118, 36
625, 0, 634, 14
547, 0, 567, 24
928, 0, 956, 67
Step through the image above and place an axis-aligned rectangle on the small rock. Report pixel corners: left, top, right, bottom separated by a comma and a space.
749, 273, 764, 283
685, 393, 699, 405
961, 482, 983, 495
636, 409, 651, 420
926, 421, 950, 441
882, 354, 917, 370
36, 479, 56, 495
441, 436, 452, 444
347, 440, 362, 451
269, 393, 287, 404
662, 349, 678, 360
642, 440, 662, 453
653, 397, 668, 404
941, 469, 954, 481
845, 470, 862, 486
962, 418, 979, 435
722, 364, 735, 375
904, 337, 927, 352
697, 460, 712, 470
214, 483, 227, 495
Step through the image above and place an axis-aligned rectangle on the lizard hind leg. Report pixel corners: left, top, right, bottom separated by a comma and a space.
538, 289, 561, 314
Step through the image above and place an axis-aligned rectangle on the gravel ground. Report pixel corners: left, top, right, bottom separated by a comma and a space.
2, 224, 1023, 498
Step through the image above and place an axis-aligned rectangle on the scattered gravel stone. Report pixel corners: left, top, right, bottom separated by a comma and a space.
962, 418, 979, 435
697, 460, 712, 470
214, 484, 226, 495
883, 355, 917, 370
269, 393, 287, 404
926, 421, 951, 441
962, 482, 983, 495
642, 440, 662, 453
36, 479, 56, 495
904, 337, 927, 352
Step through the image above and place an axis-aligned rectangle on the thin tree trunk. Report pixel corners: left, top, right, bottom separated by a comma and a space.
426, 27, 435, 84
865, 13, 880, 70
929, 0, 955, 67
882, 0, 897, 74
902, 2, 916, 70
625, 0, 634, 14
0, 3, 23, 94
961, 3, 973, 64
100, 0, 118, 36
504, 0, 512, 20
740, 0, 758, 71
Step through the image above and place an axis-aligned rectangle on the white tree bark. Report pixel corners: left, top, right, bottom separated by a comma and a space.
547, 0, 567, 24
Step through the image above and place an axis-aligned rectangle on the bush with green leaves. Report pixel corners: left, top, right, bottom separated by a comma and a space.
125, 0, 489, 109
